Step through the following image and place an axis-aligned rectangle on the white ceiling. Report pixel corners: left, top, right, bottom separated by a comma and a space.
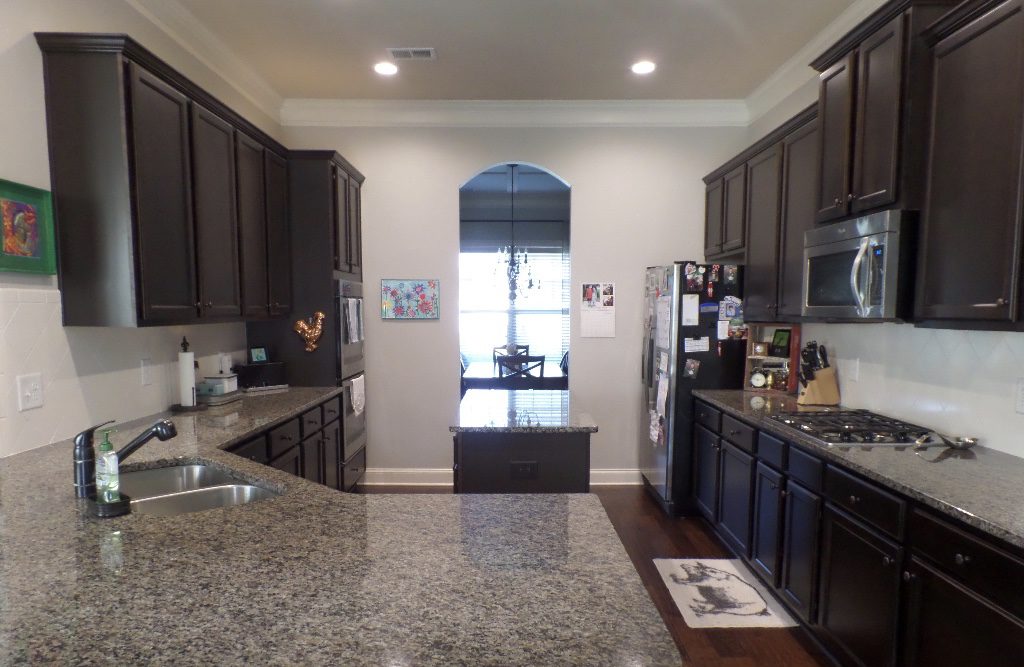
176, 0, 860, 101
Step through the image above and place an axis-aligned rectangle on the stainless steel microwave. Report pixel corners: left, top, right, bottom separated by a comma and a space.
802, 210, 916, 320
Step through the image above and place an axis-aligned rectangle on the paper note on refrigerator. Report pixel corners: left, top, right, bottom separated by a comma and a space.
655, 297, 671, 348
682, 294, 700, 326
649, 410, 661, 444
684, 337, 711, 353
717, 320, 730, 340
656, 375, 669, 416
658, 352, 668, 374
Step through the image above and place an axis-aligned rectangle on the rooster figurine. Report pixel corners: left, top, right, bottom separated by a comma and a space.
293, 311, 326, 352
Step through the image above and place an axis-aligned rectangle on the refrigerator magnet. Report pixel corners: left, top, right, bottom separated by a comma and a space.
723, 265, 738, 284
709, 264, 721, 282
683, 358, 701, 379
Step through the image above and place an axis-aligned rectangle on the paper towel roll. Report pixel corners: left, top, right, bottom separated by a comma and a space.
178, 352, 196, 407
219, 352, 233, 375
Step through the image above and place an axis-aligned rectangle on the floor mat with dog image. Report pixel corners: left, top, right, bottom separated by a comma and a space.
653, 558, 798, 628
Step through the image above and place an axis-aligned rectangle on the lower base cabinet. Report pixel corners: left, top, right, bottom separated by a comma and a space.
751, 462, 784, 586
779, 480, 822, 623
302, 432, 323, 484
818, 506, 902, 667
717, 440, 754, 557
269, 445, 301, 477
694, 425, 721, 521
453, 431, 591, 493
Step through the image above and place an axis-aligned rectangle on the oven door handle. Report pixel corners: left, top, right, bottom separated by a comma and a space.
850, 238, 869, 317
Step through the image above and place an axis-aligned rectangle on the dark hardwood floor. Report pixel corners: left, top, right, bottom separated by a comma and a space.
358, 484, 832, 667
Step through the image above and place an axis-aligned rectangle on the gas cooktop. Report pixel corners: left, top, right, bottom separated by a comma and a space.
770, 410, 931, 447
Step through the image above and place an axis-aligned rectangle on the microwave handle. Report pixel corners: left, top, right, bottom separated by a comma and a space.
850, 239, 869, 317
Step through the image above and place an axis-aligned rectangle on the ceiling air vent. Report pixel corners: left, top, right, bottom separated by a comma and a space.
387, 47, 437, 61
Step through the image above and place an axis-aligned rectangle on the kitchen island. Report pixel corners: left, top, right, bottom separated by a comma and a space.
0, 388, 677, 666
451, 389, 598, 493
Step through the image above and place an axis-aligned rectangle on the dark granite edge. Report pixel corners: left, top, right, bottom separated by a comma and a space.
449, 425, 599, 433
693, 390, 1024, 551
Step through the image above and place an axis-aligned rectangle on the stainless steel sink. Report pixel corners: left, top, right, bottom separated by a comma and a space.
119, 464, 278, 516
129, 484, 278, 517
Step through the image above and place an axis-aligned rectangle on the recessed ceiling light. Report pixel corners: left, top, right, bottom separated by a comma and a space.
631, 60, 656, 75
374, 61, 398, 76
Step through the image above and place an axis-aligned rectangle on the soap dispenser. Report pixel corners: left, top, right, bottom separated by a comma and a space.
95, 429, 120, 504
73, 420, 114, 498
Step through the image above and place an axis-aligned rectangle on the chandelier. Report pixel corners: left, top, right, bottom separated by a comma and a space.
496, 244, 540, 302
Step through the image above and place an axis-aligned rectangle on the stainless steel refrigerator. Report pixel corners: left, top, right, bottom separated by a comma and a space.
640, 262, 746, 516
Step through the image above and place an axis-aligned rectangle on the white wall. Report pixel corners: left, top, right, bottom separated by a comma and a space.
0, 0, 279, 455
283, 125, 748, 481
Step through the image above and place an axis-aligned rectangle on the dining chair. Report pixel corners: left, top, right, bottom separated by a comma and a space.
493, 344, 530, 369
497, 354, 545, 379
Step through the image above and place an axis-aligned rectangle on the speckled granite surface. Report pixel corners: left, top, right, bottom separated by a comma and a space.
0, 388, 676, 665
451, 389, 598, 433
695, 389, 1024, 551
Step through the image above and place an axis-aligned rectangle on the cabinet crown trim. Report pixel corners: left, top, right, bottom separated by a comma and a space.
703, 105, 816, 184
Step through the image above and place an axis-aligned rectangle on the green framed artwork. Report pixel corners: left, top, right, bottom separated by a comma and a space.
0, 179, 56, 274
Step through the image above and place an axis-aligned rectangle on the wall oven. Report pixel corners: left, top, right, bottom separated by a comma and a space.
802, 210, 915, 320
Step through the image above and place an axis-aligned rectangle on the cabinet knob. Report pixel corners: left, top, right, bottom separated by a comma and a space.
780, 489, 788, 498
954, 553, 971, 566
848, 494, 861, 505
882, 555, 892, 567
195, 301, 202, 308
205, 301, 213, 308
833, 197, 841, 207
902, 571, 916, 582
847, 193, 855, 202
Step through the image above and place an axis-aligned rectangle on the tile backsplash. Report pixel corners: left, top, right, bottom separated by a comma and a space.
0, 287, 246, 457
803, 322, 1024, 458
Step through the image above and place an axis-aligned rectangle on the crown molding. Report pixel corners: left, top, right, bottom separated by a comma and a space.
280, 98, 750, 128
123, 0, 283, 125
746, 0, 889, 123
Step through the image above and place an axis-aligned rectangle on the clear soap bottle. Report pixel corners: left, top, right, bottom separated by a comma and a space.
95, 429, 120, 503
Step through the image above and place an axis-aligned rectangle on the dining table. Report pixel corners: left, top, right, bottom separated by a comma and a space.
461, 360, 568, 391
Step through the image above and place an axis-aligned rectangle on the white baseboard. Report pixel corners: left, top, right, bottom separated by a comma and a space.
361, 467, 643, 486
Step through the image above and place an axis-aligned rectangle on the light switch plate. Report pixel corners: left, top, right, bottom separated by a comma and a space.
16, 373, 44, 411
140, 358, 153, 386
1016, 378, 1024, 414
848, 358, 860, 382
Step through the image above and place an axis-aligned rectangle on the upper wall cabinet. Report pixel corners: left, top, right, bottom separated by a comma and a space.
915, 0, 1024, 325
811, 0, 960, 224
36, 33, 290, 326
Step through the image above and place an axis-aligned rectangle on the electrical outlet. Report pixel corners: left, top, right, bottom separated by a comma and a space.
848, 358, 860, 382
1016, 378, 1024, 414
16, 373, 44, 411
510, 460, 539, 480
140, 358, 153, 386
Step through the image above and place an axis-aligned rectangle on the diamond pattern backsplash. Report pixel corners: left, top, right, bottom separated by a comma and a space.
0, 288, 246, 457
803, 323, 1024, 458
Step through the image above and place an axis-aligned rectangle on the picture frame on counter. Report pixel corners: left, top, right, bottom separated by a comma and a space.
249, 346, 269, 363
0, 178, 56, 275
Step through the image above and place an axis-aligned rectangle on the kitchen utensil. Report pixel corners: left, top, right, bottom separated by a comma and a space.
913, 432, 979, 450
818, 344, 829, 368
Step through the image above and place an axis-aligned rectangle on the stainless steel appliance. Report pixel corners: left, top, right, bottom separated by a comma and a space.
640, 262, 746, 515
770, 410, 930, 446
802, 210, 916, 320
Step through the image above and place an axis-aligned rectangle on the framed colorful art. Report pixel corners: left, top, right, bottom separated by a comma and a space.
381, 279, 439, 320
0, 179, 56, 274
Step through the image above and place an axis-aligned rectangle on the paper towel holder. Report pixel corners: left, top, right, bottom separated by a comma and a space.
171, 336, 208, 413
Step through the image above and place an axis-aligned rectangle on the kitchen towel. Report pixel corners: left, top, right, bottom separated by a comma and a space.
350, 374, 366, 416
654, 558, 797, 629
345, 298, 363, 343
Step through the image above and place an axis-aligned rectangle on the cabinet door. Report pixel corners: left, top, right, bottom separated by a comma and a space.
322, 420, 341, 489
346, 177, 362, 280
333, 166, 350, 273
301, 432, 323, 484
704, 179, 724, 257
236, 132, 269, 318
916, 0, 1024, 322
751, 462, 785, 587
190, 104, 241, 319
778, 120, 820, 319
265, 151, 291, 316
269, 444, 301, 477
694, 424, 720, 522
127, 62, 198, 323
850, 15, 904, 214
818, 505, 901, 667
742, 145, 783, 322
901, 556, 1024, 666
722, 165, 747, 252
780, 480, 822, 623
815, 53, 855, 223
717, 440, 755, 557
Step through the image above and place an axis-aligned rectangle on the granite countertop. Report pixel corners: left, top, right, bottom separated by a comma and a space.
694, 389, 1024, 551
0, 388, 676, 666
451, 389, 598, 433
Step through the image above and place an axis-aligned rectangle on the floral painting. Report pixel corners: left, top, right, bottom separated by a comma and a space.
381, 279, 440, 320
2, 198, 40, 258
0, 179, 56, 275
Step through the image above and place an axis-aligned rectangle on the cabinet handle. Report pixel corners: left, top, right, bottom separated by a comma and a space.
769, 482, 777, 490
902, 571, 916, 582
729, 430, 741, 436
833, 197, 841, 207
847, 193, 855, 202
954, 553, 972, 566
780, 489, 788, 498
195, 301, 202, 308
280, 435, 293, 442
882, 555, 892, 567
972, 298, 1007, 307
848, 494, 861, 504
205, 301, 213, 308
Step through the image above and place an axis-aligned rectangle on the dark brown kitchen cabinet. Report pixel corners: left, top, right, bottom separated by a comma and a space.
269, 444, 302, 477
694, 424, 720, 522
322, 420, 341, 490
780, 480, 822, 623
333, 166, 350, 274
742, 146, 783, 321
916, 0, 1024, 324
777, 119, 820, 318
751, 462, 784, 586
815, 53, 856, 223
704, 180, 725, 258
332, 163, 364, 281
301, 432, 323, 484
128, 62, 199, 324
190, 104, 241, 319
36, 33, 291, 327
265, 150, 292, 316
717, 440, 754, 557
346, 177, 363, 279
237, 132, 270, 318
818, 505, 902, 667
721, 165, 747, 253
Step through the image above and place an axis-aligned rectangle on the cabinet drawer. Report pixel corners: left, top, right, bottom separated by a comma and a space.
787, 445, 823, 492
825, 465, 905, 539
322, 396, 341, 425
301, 406, 323, 435
909, 508, 1024, 620
695, 401, 722, 433
758, 432, 787, 471
343, 446, 366, 491
229, 435, 268, 464
721, 414, 756, 453
268, 418, 301, 459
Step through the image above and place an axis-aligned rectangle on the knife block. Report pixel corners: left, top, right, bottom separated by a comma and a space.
797, 366, 840, 406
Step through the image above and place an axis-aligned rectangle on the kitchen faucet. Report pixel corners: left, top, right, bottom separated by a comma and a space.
116, 420, 178, 462
73, 419, 178, 497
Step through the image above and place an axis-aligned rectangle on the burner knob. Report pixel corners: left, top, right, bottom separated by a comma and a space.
896, 432, 908, 442
840, 431, 853, 443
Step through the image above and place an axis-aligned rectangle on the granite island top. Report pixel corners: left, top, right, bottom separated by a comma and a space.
0, 387, 677, 666
451, 389, 598, 433
694, 389, 1024, 551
